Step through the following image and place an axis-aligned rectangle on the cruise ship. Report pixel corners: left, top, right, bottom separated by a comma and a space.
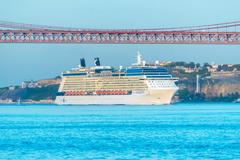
55, 53, 178, 105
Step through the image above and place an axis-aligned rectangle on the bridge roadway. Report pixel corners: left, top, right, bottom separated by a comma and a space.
1, 29, 240, 44
1, 20, 240, 44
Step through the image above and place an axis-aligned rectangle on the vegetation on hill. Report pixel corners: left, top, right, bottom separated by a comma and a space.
21, 85, 59, 101
0, 84, 59, 102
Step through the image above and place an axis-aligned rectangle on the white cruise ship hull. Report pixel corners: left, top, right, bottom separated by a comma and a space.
55, 88, 178, 105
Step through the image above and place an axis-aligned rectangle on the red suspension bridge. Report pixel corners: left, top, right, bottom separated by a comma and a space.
1, 20, 240, 44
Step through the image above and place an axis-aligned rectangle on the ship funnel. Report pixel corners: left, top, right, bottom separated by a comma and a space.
80, 58, 86, 68
94, 57, 101, 66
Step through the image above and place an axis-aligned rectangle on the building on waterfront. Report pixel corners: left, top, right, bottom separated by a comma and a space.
21, 81, 39, 89
8, 86, 15, 91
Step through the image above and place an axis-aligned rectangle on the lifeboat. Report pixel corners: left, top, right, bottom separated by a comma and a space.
102, 90, 106, 95
96, 90, 102, 95
119, 90, 123, 95
116, 90, 119, 95
111, 90, 115, 95
112, 90, 116, 95
94, 90, 130, 95
67, 91, 72, 96
65, 91, 85, 96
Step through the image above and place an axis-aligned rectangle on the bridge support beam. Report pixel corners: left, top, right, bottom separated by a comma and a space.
1, 30, 240, 44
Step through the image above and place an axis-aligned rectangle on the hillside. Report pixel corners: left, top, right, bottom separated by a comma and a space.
0, 78, 60, 104
1, 62, 240, 104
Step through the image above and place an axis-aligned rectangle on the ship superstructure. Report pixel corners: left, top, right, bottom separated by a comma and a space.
55, 53, 178, 105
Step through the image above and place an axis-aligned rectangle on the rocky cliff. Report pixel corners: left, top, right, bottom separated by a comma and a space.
201, 77, 240, 97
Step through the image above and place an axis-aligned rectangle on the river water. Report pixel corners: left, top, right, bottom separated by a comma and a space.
0, 103, 240, 159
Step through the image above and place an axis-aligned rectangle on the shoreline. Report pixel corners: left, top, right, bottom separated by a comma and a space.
0, 100, 55, 105
0, 101, 239, 105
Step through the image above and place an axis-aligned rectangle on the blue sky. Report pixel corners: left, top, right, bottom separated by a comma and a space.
1, 0, 240, 87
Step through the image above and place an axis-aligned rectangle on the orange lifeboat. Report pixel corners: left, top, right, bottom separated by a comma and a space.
119, 90, 123, 95
96, 90, 102, 95
102, 91, 104, 95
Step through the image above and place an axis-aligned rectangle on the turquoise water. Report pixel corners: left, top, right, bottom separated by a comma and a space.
0, 103, 240, 159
